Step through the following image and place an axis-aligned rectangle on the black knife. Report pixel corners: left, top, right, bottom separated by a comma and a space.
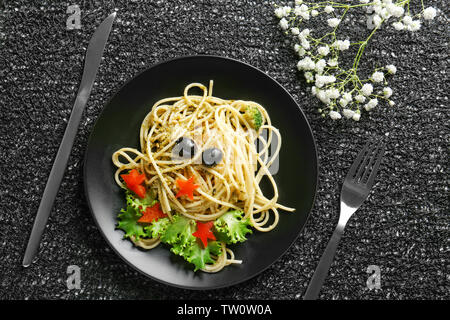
22, 12, 117, 267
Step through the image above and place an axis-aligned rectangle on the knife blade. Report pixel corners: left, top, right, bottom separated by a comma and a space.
22, 12, 116, 267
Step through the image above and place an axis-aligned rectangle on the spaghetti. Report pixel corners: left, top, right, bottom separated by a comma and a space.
112, 81, 294, 272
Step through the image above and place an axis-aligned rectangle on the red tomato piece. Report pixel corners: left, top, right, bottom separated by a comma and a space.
192, 221, 216, 248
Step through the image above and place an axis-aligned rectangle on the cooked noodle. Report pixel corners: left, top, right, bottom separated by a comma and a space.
112, 81, 294, 272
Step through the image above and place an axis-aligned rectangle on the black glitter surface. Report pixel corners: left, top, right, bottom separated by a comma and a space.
0, 0, 448, 300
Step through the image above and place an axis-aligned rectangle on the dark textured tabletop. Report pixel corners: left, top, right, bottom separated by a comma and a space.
0, 0, 448, 300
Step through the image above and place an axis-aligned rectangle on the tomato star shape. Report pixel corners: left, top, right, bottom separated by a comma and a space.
137, 202, 167, 223
121, 169, 147, 198
175, 176, 199, 201
192, 221, 216, 248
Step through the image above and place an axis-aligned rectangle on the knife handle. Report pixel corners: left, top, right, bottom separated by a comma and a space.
22, 95, 86, 267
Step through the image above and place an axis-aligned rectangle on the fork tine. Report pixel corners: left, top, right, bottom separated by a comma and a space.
365, 143, 385, 188
354, 143, 377, 182
346, 141, 371, 180
360, 143, 382, 183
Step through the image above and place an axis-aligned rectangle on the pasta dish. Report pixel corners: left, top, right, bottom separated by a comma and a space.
112, 81, 294, 272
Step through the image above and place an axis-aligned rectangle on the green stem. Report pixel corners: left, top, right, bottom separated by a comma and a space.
353, 19, 383, 72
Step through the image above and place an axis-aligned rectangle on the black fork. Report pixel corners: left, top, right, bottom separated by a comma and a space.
304, 140, 386, 300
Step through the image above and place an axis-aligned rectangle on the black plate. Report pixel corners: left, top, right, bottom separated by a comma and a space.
84, 55, 318, 290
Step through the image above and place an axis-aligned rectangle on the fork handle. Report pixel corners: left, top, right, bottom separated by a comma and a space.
303, 224, 344, 300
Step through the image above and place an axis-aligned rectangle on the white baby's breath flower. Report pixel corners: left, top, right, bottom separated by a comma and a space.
297, 57, 315, 71
276, 0, 433, 122
423, 7, 437, 20
329, 111, 342, 120
355, 94, 366, 103
299, 28, 310, 38
380, 8, 391, 19
318, 45, 330, 56
324, 6, 334, 14
392, 21, 404, 30
326, 75, 337, 84
315, 59, 327, 74
386, 64, 397, 74
339, 40, 350, 51
326, 88, 340, 99
300, 11, 310, 20
361, 83, 374, 96
274, 7, 285, 19
297, 47, 306, 57
279, 18, 289, 30
332, 39, 350, 51
374, 4, 383, 15
301, 38, 310, 50
372, 71, 384, 83
408, 20, 421, 31
317, 90, 330, 104
403, 15, 413, 25
315, 75, 336, 88
383, 87, 393, 98
327, 59, 338, 67
352, 112, 361, 121
299, 4, 308, 12
339, 98, 349, 107
294, 4, 308, 16
394, 6, 405, 18
275, 6, 291, 19
342, 109, 355, 119
315, 77, 325, 89
325, 75, 337, 84
282, 6, 291, 16
365, 98, 378, 111
327, 18, 341, 28
342, 92, 352, 102
386, 4, 404, 18
339, 91, 352, 108
304, 72, 314, 81
373, 15, 382, 28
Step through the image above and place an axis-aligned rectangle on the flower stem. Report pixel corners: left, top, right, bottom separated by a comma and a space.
353, 19, 384, 72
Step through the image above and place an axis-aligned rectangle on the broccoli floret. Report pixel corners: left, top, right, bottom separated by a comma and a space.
243, 106, 263, 130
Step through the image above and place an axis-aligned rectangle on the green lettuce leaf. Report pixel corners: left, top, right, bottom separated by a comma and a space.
160, 215, 196, 252
207, 240, 222, 256
145, 217, 171, 239
126, 191, 157, 213
157, 214, 224, 271
116, 206, 147, 240
214, 210, 253, 244
173, 240, 221, 271
184, 241, 216, 271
